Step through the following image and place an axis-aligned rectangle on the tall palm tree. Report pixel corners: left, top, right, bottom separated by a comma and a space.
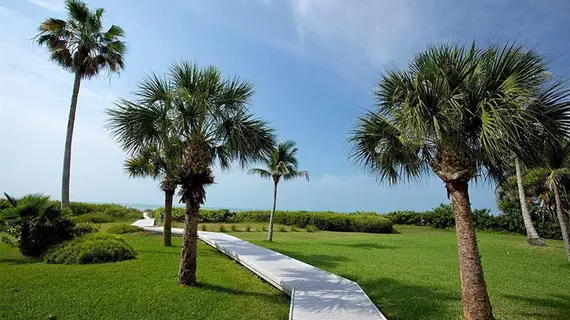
125, 143, 182, 247
514, 158, 546, 246
349, 43, 570, 320
248, 140, 309, 241
36, 0, 126, 208
107, 62, 274, 286
544, 140, 570, 263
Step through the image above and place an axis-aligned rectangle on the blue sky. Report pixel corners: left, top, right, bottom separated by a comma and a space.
1, 0, 569, 212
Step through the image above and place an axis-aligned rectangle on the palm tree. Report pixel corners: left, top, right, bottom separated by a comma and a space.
349, 42, 570, 320
35, 0, 126, 209
514, 158, 546, 246
107, 62, 274, 286
248, 140, 309, 241
544, 140, 570, 263
125, 143, 182, 247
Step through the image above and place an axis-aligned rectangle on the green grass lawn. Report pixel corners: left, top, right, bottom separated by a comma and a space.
234, 225, 570, 320
0, 232, 289, 320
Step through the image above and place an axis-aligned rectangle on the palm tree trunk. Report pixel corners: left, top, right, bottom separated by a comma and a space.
163, 189, 175, 247
267, 181, 278, 241
552, 182, 570, 263
178, 195, 199, 286
61, 71, 82, 209
448, 180, 494, 320
514, 158, 545, 246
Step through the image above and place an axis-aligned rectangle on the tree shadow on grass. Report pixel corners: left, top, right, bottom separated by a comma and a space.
0, 258, 41, 266
270, 249, 351, 269
503, 294, 570, 320
194, 282, 288, 304
329, 242, 399, 250
355, 277, 461, 320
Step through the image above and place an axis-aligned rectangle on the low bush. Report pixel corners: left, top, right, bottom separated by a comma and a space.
0, 194, 78, 257
44, 233, 137, 264
73, 212, 115, 224
306, 225, 318, 232
384, 204, 563, 240
230, 225, 239, 232
152, 208, 393, 233
74, 223, 100, 236
106, 224, 143, 234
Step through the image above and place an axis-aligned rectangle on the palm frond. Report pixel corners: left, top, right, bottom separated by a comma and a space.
247, 168, 272, 179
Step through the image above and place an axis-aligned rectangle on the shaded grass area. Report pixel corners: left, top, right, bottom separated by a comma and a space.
0, 233, 289, 320
234, 225, 570, 320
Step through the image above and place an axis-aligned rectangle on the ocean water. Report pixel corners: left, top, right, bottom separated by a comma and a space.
119, 203, 255, 212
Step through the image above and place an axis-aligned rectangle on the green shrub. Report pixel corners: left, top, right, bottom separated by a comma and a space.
278, 225, 287, 232
230, 225, 239, 232
73, 212, 115, 223
306, 225, 318, 232
74, 223, 100, 236
44, 233, 137, 264
200, 224, 208, 231
154, 207, 185, 223
106, 224, 143, 234
291, 226, 300, 232
103, 206, 141, 219
218, 225, 227, 232
64, 202, 142, 219
245, 225, 252, 232
0, 194, 77, 257
384, 203, 563, 240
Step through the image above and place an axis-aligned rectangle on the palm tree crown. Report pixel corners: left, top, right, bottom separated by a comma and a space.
249, 140, 309, 183
350, 43, 570, 186
124, 141, 183, 191
107, 62, 274, 184
36, 0, 126, 78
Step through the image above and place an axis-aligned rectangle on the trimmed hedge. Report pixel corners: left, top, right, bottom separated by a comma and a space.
106, 224, 143, 234
73, 212, 116, 223
151, 208, 393, 234
44, 233, 137, 264
385, 204, 563, 240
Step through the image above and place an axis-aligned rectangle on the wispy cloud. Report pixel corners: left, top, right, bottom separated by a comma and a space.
28, 0, 64, 12
291, 0, 416, 67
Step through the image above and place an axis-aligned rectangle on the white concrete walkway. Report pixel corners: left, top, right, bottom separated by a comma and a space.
133, 214, 387, 320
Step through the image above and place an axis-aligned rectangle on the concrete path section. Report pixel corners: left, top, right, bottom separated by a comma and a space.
133, 215, 387, 320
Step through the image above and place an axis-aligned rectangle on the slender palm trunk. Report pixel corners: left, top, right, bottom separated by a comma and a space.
178, 195, 199, 286
514, 158, 545, 246
448, 180, 494, 320
552, 182, 570, 263
61, 72, 82, 209
267, 181, 278, 241
163, 189, 175, 247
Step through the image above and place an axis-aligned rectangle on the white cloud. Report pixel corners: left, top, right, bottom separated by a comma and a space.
291, 0, 417, 67
28, 0, 64, 12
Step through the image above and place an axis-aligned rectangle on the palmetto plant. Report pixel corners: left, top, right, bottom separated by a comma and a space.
248, 140, 309, 241
349, 42, 570, 320
107, 62, 274, 286
125, 141, 183, 247
35, 0, 126, 209
543, 140, 570, 262
0, 193, 75, 257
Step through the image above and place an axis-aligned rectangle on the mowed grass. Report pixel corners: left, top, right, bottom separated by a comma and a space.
0, 232, 289, 320
234, 225, 570, 320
